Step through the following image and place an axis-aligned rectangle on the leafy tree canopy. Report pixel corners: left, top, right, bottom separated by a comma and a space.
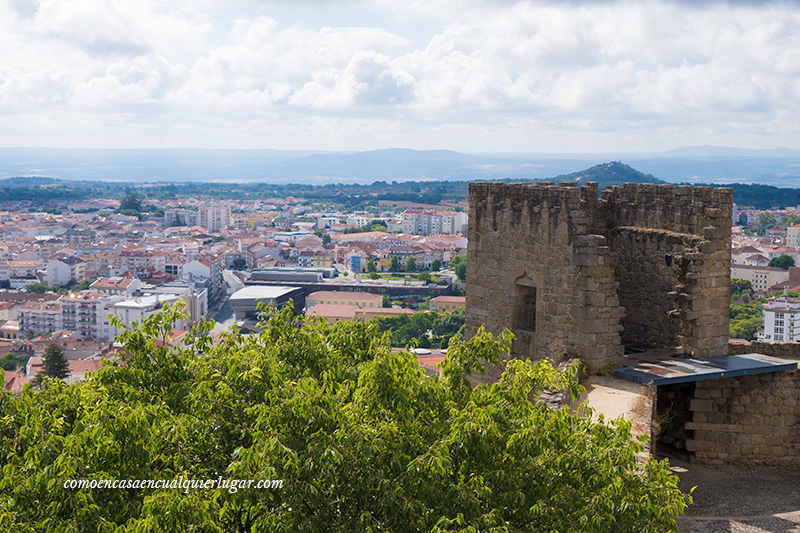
768, 254, 795, 270
24, 281, 49, 294
730, 278, 753, 295
118, 192, 142, 213
406, 256, 417, 272
455, 261, 466, 282
0, 304, 690, 531
779, 214, 800, 227
757, 212, 776, 236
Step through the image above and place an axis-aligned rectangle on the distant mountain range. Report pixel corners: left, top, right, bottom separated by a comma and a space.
2, 159, 800, 209
0, 146, 799, 187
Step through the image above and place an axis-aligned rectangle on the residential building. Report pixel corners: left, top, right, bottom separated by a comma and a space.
105, 294, 188, 340
730, 265, 791, 293
46, 256, 86, 286
119, 248, 167, 275
430, 296, 466, 313
19, 300, 62, 336
788, 224, 800, 248
148, 282, 209, 325
297, 250, 315, 268
402, 209, 467, 236
758, 295, 800, 341
312, 250, 334, 269
198, 205, 232, 232
8, 260, 40, 289
165, 208, 199, 227
64, 228, 97, 245
59, 291, 107, 339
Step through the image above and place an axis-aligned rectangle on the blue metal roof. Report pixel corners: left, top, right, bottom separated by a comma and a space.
614, 353, 798, 386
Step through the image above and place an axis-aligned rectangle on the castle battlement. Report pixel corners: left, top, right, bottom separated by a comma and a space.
467, 181, 732, 380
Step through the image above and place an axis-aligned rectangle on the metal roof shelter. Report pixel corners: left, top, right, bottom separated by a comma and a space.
615, 353, 798, 386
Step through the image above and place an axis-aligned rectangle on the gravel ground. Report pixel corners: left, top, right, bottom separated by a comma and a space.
670, 459, 800, 532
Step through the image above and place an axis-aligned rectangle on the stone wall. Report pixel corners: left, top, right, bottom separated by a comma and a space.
728, 339, 800, 359
685, 371, 800, 465
467, 181, 732, 380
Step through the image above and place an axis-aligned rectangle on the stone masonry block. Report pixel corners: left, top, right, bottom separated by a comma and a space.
690, 399, 713, 412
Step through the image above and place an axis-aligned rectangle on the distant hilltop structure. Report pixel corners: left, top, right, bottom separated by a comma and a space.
467, 181, 732, 380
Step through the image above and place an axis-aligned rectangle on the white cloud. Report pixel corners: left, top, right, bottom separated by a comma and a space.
0, 0, 798, 151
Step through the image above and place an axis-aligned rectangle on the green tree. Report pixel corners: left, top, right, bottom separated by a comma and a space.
118, 192, 142, 213
417, 272, 431, 284
757, 212, 776, 236
450, 254, 467, 281
0, 304, 691, 531
389, 255, 400, 272
25, 281, 49, 294
431, 258, 442, 272
730, 278, 754, 302
729, 298, 765, 339
768, 254, 795, 270
370, 221, 388, 232
450, 253, 466, 268
368, 271, 379, 280
779, 214, 800, 227
73, 278, 93, 292
432, 307, 466, 339
455, 261, 466, 282
42, 343, 70, 380
322, 233, 331, 244
405, 256, 417, 272
0, 353, 20, 371
730, 278, 753, 295
366, 259, 377, 273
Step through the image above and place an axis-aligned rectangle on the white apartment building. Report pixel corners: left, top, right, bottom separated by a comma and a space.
198, 205, 232, 232
46, 256, 86, 286
147, 282, 208, 325
346, 215, 377, 228
59, 290, 109, 340
18, 282, 207, 340
758, 296, 800, 341
18, 301, 62, 336
105, 293, 188, 340
401, 210, 467, 236
164, 208, 199, 227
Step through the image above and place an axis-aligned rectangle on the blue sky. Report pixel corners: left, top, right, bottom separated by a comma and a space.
1, 0, 798, 153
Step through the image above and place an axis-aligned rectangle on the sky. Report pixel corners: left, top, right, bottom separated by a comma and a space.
1, 0, 799, 153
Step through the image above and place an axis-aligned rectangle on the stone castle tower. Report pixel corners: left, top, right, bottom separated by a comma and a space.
466, 181, 732, 380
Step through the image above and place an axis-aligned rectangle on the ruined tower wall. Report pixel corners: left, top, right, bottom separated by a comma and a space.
467, 182, 624, 380
467, 181, 732, 377
600, 184, 733, 357
609, 228, 699, 349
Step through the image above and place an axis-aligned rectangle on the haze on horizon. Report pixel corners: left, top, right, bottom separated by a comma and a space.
1, 0, 799, 154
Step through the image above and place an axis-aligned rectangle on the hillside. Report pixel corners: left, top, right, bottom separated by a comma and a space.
551, 161, 666, 187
